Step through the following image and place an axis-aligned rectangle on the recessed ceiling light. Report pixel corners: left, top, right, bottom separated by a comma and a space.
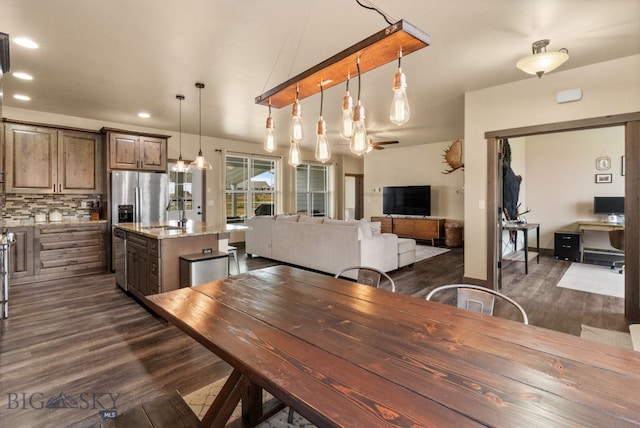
13, 37, 39, 49
138, 112, 151, 118
13, 72, 33, 80
14, 94, 31, 101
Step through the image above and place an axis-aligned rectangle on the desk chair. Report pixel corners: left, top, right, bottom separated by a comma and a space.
426, 284, 529, 324
228, 245, 239, 275
608, 229, 625, 274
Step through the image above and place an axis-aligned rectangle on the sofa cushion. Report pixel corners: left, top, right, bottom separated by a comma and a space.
299, 215, 324, 224
397, 237, 416, 253
370, 221, 382, 236
276, 214, 299, 222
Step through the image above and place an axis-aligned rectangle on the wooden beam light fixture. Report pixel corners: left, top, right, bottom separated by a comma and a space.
255, 19, 430, 108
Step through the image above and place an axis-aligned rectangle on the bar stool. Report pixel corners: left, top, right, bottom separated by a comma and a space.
228, 245, 239, 275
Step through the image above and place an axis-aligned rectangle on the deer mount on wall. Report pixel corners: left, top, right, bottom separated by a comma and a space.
442, 139, 464, 174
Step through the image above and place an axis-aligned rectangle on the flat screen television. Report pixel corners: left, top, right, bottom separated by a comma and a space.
383, 185, 431, 216
593, 196, 624, 214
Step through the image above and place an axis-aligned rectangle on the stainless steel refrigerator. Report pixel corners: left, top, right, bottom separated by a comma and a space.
111, 171, 169, 226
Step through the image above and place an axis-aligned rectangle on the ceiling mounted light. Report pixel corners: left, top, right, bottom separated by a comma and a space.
138, 112, 150, 119
264, 99, 276, 153
190, 82, 212, 170
13, 94, 30, 101
315, 83, 331, 163
350, 58, 368, 156
290, 86, 303, 143
255, 19, 429, 108
288, 140, 301, 167
516, 39, 569, 78
390, 50, 410, 125
13, 37, 38, 49
173, 94, 188, 172
339, 74, 353, 140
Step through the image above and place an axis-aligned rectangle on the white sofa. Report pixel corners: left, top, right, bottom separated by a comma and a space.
245, 215, 411, 277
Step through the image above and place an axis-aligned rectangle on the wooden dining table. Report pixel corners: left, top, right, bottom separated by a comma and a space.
145, 265, 640, 427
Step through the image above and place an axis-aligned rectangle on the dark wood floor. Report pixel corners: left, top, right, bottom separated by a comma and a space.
0, 244, 628, 427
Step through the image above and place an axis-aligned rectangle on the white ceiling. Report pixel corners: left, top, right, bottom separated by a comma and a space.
2, 0, 639, 154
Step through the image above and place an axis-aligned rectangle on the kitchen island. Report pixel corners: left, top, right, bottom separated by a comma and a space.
113, 222, 248, 302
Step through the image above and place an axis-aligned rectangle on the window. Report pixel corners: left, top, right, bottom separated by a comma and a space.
296, 164, 330, 217
226, 155, 277, 223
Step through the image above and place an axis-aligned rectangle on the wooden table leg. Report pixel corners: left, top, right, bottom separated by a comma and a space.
202, 369, 249, 428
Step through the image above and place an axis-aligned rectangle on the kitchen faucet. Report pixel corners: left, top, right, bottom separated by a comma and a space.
166, 196, 188, 226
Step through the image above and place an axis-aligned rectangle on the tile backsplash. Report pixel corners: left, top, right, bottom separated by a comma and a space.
2, 194, 104, 222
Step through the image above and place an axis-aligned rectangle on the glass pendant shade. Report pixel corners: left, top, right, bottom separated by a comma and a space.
390, 67, 410, 125
315, 117, 331, 163
264, 115, 276, 153
172, 94, 189, 172
191, 149, 212, 170
288, 141, 301, 167
340, 91, 353, 139
174, 156, 186, 172
349, 102, 368, 156
290, 100, 303, 142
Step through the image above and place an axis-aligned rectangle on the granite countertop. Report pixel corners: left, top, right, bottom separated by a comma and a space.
3, 218, 108, 227
114, 221, 249, 239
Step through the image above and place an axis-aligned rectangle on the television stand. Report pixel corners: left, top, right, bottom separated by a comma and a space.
371, 217, 445, 246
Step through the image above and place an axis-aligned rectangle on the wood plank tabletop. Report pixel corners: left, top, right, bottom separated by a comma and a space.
146, 265, 640, 427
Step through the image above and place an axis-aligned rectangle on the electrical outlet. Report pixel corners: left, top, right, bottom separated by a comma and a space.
202, 248, 213, 254
80, 201, 87, 208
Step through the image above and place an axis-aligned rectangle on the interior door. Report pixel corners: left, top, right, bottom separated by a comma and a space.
167, 161, 204, 222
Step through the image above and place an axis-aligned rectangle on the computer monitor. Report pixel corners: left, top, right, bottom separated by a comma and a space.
593, 196, 624, 214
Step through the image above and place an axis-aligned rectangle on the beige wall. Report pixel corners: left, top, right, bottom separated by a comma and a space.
464, 54, 640, 281
363, 142, 465, 221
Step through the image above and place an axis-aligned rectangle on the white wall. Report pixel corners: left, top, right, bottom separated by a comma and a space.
464, 54, 640, 281
363, 142, 464, 221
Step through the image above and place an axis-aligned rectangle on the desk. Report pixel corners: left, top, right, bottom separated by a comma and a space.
502, 222, 540, 274
146, 265, 640, 427
577, 221, 624, 262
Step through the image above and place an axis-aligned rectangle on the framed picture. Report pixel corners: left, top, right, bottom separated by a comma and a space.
595, 173, 612, 183
596, 156, 611, 171
622, 155, 626, 176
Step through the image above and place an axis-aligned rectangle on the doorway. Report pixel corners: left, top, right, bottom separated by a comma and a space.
485, 113, 640, 321
167, 161, 206, 222
344, 174, 364, 220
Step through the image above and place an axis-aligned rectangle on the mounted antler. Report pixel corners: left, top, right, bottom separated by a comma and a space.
442, 139, 464, 174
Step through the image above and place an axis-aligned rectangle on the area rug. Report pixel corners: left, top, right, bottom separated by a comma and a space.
415, 245, 450, 263
183, 377, 316, 427
556, 262, 624, 298
580, 324, 633, 350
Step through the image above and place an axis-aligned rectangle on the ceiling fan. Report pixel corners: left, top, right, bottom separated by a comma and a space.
368, 139, 399, 150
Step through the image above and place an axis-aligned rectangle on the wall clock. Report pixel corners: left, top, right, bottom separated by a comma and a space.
596, 156, 611, 171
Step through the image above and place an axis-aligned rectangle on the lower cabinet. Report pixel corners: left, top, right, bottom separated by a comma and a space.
9, 222, 108, 285
371, 217, 445, 245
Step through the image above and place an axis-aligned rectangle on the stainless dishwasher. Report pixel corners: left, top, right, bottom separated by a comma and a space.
113, 227, 127, 290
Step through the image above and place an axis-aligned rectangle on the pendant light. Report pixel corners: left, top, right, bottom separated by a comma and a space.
290, 86, 303, 142
339, 74, 353, 139
172, 94, 188, 172
349, 57, 368, 156
288, 140, 301, 167
190, 82, 212, 170
264, 99, 276, 153
390, 50, 410, 125
315, 83, 331, 163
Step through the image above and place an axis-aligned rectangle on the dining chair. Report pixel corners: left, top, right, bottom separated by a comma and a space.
228, 245, 239, 275
608, 229, 625, 274
425, 284, 529, 324
334, 266, 396, 292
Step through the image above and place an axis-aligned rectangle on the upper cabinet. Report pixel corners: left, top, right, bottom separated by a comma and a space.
102, 128, 169, 172
4, 121, 103, 194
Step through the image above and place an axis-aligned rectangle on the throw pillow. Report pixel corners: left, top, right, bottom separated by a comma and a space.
369, 221, 382, 235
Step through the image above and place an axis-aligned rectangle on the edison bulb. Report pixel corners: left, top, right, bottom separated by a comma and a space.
288, 141, 301, 167
315, 118, 331, 163
340, 92, 353, 139
349, 102, 368, 156
264, 128, 276, 153
390, 68, 410, 125
290, 101, 303, 142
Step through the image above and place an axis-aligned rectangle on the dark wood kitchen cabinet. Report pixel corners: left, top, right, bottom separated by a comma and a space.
8, 222, 108, 285
3, 121, 103, 194
102, 128, 169, 172
126, 232, 150, 296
